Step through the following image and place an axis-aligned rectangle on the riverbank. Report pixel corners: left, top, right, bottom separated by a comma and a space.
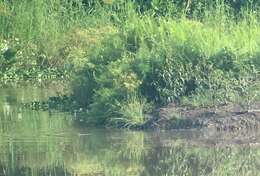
144, 102, 260, 131
21, 90, 260, 131
1, 1, 260, 130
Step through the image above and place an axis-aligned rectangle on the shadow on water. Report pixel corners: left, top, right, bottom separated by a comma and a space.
0, 84, 260, 176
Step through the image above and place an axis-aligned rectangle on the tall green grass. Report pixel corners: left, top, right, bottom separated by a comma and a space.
0, 0, 87, 39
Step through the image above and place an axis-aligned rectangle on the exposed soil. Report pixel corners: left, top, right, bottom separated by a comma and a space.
143, 102, 260, 131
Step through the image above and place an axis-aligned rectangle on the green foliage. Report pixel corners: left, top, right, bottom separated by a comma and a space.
117, 95, 147, 127
0, 0, 88, 82
1, 0, 260, 125
0, 37, 67, 83
66, 2, 260, 124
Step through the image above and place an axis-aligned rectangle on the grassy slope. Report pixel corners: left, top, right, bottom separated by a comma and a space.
0, 0, 260, 126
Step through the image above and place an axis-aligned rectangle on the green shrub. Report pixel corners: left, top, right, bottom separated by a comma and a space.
117, 95, 147, 127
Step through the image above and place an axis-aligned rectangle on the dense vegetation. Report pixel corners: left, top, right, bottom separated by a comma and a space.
1, 0, 260, 127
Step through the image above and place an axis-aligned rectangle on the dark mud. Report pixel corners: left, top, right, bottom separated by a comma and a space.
144, 103, 260, 131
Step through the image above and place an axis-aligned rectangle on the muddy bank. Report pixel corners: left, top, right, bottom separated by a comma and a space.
21, 91, 260, 131
143, 103, 260, 131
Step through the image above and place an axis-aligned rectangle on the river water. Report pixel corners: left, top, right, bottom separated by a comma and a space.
0, 84, 260, 176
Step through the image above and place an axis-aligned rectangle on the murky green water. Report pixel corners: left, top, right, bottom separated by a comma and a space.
0, 84, 260, 176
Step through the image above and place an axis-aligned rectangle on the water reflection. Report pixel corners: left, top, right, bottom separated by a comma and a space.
0, 85, 260, 176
